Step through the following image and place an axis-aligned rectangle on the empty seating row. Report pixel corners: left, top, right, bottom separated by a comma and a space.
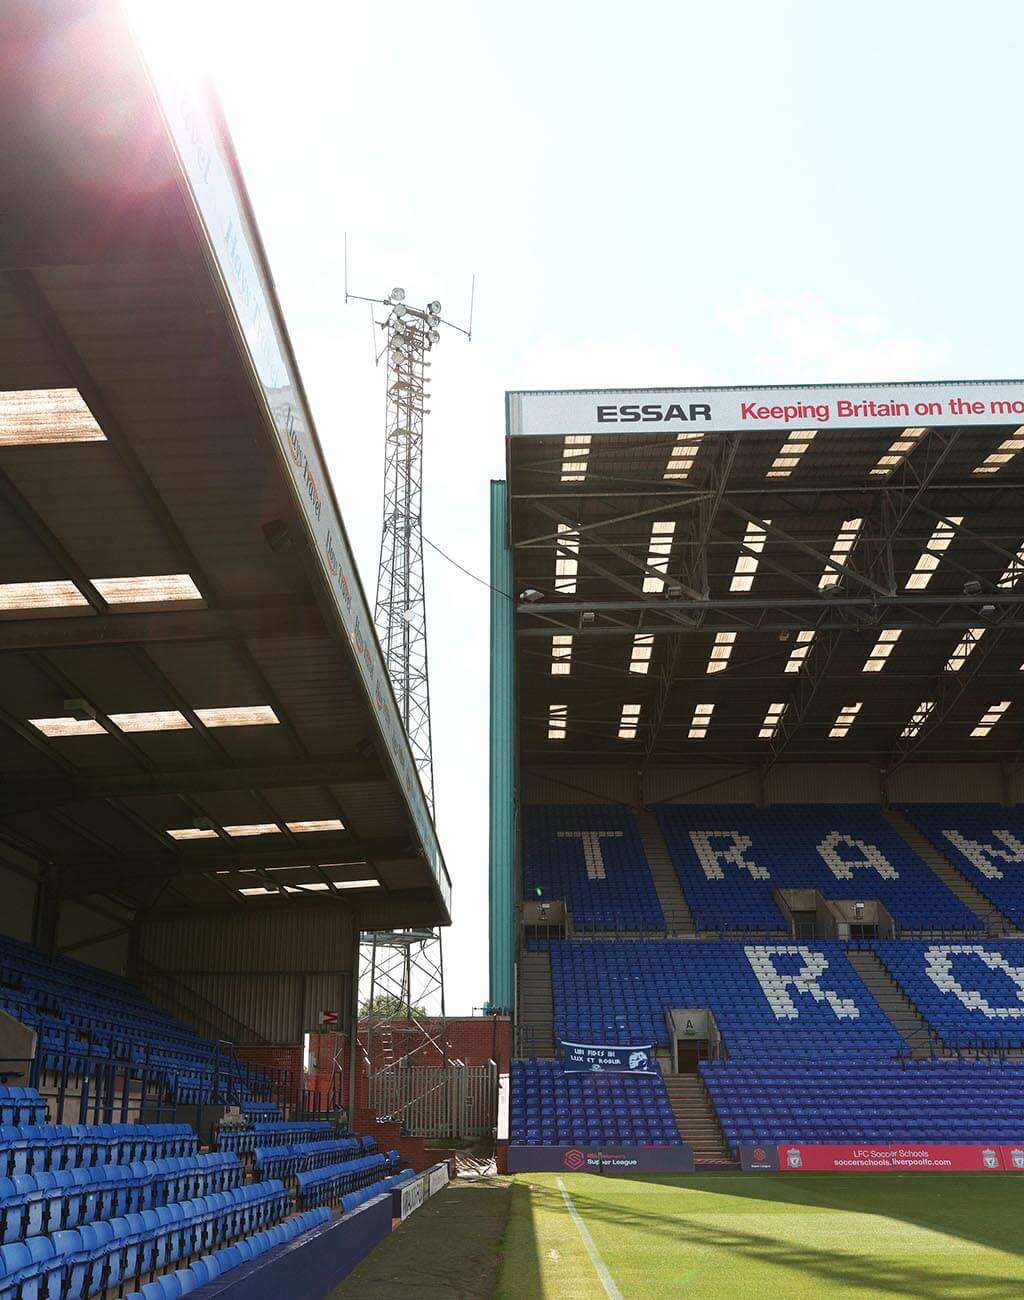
295, 1152, 397, 1210
238, 1103, 279, 1120
549, 940, 904, 1057
523, 805, 666, 933
252, 1136, 363, 1182
900, 804, 1024, 928
655, 804, 980, 933
216, 1120, 334, 1154
0, 1180, 289, 1300
0, 1124, 195, 1178
0, 1153, 241, 1245
0, 934, 269, 1105
340, 1169, 414, 1216
872, 940, 1024, 1050
510, 1058, 681, 1146
0, 1094, 44, 1130
123, 1208, 330, 1300
701, 1059, 1024, 1150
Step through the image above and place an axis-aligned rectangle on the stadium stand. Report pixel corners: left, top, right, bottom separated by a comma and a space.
214, 1121, 335, 1156
122, 1208, 331, 1300
296, 1152, 400, 1210
702, 1059, 1024, 1149
872, 939, 1024, 1050
547, 939, 905, 1056
522, 806, 665, 932
251, 1137, 365, 1182
900, 805, 1024, 928
0, 934, 268, 1109
0, 1099, 402, 1297
654, 804, 982, 933
509, 1059, 681, 1146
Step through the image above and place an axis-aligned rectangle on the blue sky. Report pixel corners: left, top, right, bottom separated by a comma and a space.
145, 0, 1023, 1011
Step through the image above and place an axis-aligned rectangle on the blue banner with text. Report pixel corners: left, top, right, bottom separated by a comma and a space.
561, 1042, 657, 1074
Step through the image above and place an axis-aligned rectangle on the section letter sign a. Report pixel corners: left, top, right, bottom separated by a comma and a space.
561, 1042, 657, 1074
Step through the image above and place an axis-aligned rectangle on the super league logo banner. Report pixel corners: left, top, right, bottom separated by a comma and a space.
561, 1042, 657, 1074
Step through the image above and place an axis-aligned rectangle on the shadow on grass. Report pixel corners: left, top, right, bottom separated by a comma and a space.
534, 1174, 1024, 1297
327, 1178, 515, 1299
494, 1179, 547, 1299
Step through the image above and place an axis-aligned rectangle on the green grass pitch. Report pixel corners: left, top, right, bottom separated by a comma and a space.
496, 1173, 1024, 1298
329, 1172, 1024, 1298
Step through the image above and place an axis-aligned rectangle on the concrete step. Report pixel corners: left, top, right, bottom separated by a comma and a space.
664, 1073, 731, 1159
518, 949, 556, 1057
636, 809, 696, 935
846, 948, 943, 1058
884, 808, 1019, 935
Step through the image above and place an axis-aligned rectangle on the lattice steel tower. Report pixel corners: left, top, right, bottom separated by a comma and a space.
372, 289, 441, 808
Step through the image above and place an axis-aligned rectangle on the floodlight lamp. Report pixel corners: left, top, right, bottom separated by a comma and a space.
580, 611, 595, 625
428, 329, 441, 344
390, 287, 406, 303
427, 300, 441, 315
963, 580, 983, 596
520, 588, 544, 603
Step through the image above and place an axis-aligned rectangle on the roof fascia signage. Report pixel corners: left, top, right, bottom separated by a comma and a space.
137, 44, 448, 911
507, 381, 1024, 438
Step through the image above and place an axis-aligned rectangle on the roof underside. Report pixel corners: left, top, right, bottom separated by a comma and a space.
0, 0, 447, 925
508, 399, 1024, 772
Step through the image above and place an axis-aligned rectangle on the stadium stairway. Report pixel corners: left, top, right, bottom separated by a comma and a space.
845, 950, 943, 1058
883, 809, 1020, 935
662, 1074, 732, 1164
518, 951, 556, 1058
635, 811, 696, 935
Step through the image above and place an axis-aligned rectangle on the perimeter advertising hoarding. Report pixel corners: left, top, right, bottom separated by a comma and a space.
778, 1144, 1011, 1172
507, 380, 1024, 437
136, 30, 448, 910
507, 1145, 695, 1174
399, 1175, 427, 1220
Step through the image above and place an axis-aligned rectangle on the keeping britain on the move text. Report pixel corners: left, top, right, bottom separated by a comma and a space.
596, 395, 1024, 425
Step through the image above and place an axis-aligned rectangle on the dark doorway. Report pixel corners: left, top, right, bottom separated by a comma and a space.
792, 910, 816, 939
676, 1041, 700, 1073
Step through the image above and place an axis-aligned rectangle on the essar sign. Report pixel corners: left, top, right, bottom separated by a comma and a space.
596, 402, 712, 424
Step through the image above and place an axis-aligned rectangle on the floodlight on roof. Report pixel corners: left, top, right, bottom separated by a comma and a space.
428, 329, 441, 344
390, 287, 406, 303
521, 588, 545, 603
427, 300, 442, 315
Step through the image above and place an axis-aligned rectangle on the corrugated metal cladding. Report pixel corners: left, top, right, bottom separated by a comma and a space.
56, 901, 131, 977
162, 971, 348, 1044
137, 910, 353, 974
890, 763, 1005, 804
0, 866, 37, 944
766, 764, 882, 805
520, 767, 637, 804
645, 767, 760, 805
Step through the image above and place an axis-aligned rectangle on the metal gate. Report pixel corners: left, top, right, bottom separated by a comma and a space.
368, 1062, 497, 1139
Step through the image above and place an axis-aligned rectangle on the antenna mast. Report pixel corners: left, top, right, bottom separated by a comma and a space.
373, 287, 440, 808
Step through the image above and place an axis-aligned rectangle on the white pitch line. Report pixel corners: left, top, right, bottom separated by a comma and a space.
557, 1177, 624, 1300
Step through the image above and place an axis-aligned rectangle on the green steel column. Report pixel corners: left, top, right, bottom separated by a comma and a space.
488, 479, 516, 1013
